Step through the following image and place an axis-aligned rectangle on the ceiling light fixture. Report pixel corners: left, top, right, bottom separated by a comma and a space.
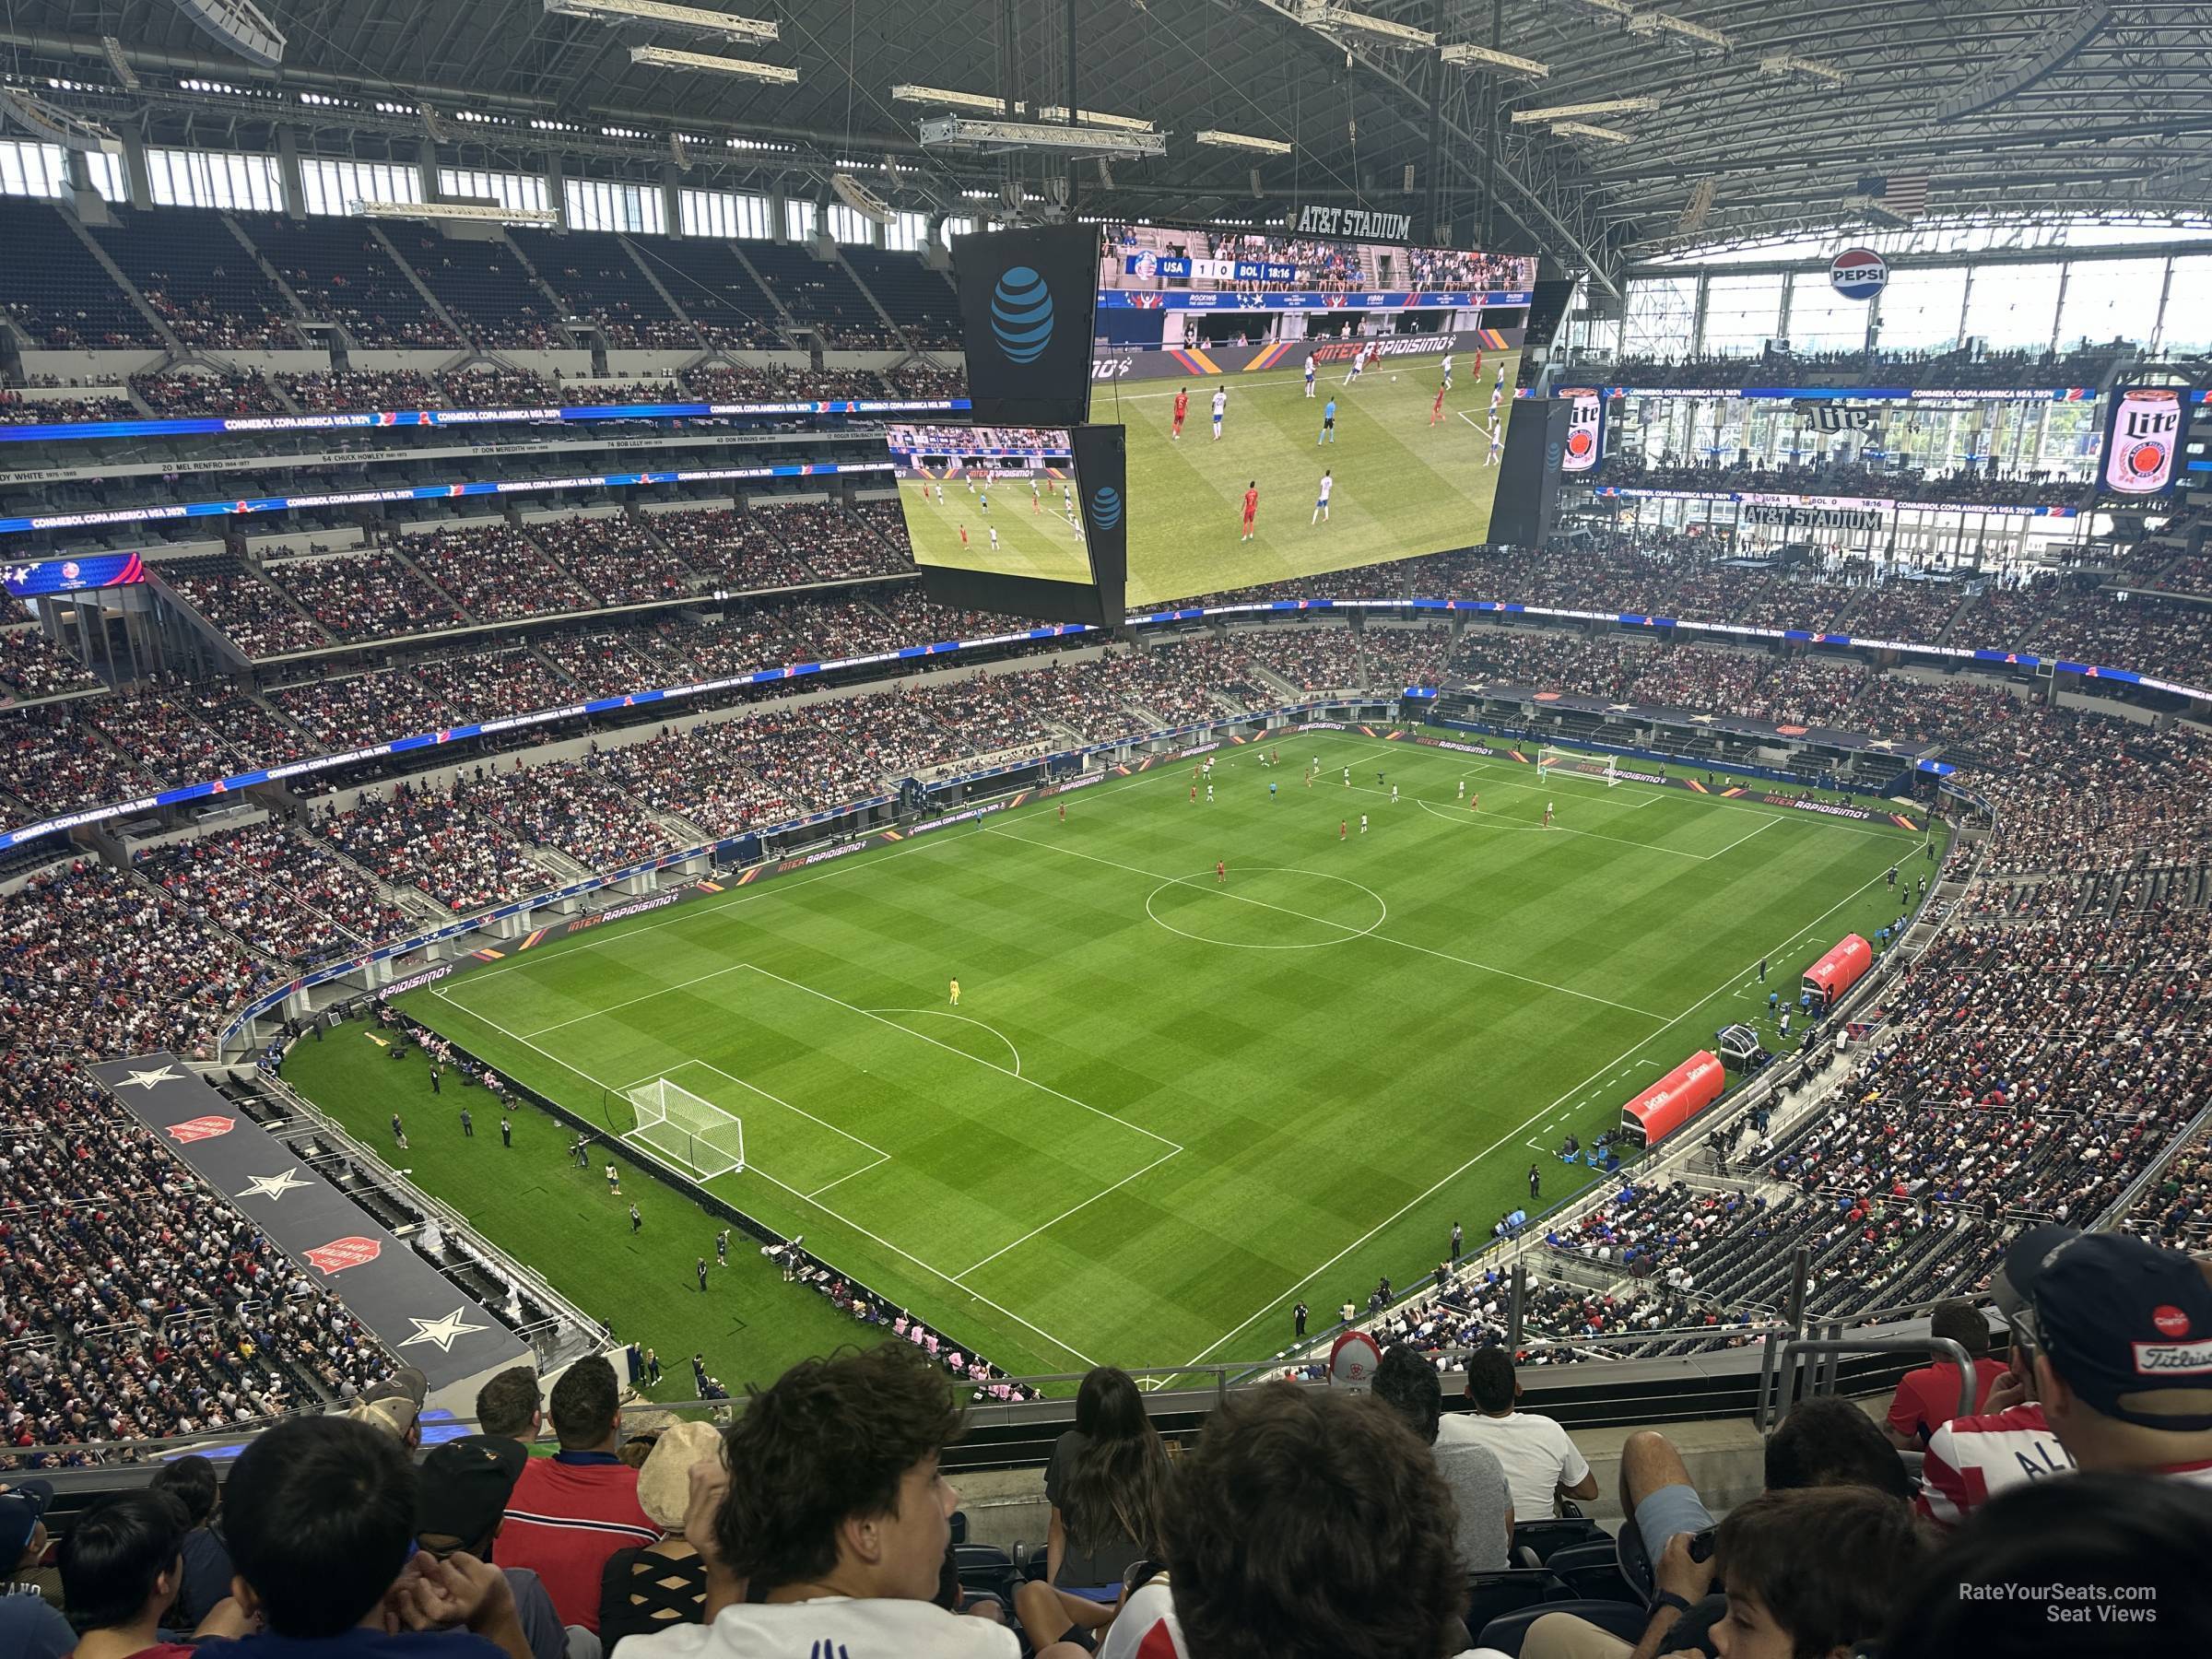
543, 0, 776, 40
628, 44, 796, 82
1439, 42, 1550, 76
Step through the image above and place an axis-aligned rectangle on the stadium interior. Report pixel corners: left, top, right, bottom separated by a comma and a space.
2, 3, 2210, 1657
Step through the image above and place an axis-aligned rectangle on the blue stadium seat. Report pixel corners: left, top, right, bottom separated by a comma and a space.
1511, 1516, 1607, 1563
1464, 1569, 1567, 1631
1477, 1599, 1652, 1656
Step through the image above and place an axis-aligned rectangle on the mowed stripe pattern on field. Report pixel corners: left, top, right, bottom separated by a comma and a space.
393, 733, 1919, 1379
1099, 356, 1518, 608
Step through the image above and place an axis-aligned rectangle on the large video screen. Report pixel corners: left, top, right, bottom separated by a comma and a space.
1093, 223, 1537, 608
889, 423, 1089, 584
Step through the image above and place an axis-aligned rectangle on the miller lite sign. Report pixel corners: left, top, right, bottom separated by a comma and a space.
2102, 387, 2183, 496
1829, 248, 1888, 301
1559, 388, 1605, 476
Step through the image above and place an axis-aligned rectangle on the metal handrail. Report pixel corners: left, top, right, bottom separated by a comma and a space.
1758, 1335, 1973, 1432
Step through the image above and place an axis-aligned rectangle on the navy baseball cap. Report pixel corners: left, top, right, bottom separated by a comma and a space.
0, 1477, 53, 1562
1997, 1226, 2212, 1432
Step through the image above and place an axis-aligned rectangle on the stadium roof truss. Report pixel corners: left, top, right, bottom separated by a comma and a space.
0, 1, 2207, 289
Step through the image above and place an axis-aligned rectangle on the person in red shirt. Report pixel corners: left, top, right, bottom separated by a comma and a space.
1240, 482, 1259, 543
1215, 859, 1226, 884
1886, 1299, 2006, 1450
1430, 383, 1447, 427
1339, 819, 1347, 841
1171, 387, 1188, 441
496, 1356, 658, 1632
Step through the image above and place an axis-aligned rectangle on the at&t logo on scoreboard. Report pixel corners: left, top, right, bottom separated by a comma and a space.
1830, 248, 1888, 301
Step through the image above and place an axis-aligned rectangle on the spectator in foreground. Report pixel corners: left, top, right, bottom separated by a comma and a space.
1117, 1383, 1465, 1659
1915, 1326, 2074, 1529
1439, 1347, 1598, 1519
1369, 1344, 1513, 1571
0, 1477, 72, 1659
1525, 1395, 1912, 1658
497, 1355, 658, 1634
191, 1414, 533, 1659
1998, 1225, 2212, 1484
1015, 1366, 1170, 1653
415, 1436, 563, 1659
621, 1341, 1027, 1658
598, 1419, 722, 1645
1885, 1298, 2004, 1449
54, 1490, 193, 1659
1883, 1473, 2212, 1658
1697, 1486, 1924, 1659
475, 1366, 545, 1447
148, 1456, 233, 1630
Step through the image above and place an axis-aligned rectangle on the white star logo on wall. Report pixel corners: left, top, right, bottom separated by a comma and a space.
240, 1169, 312, 1203
398, 1309, 490, 1354
121, 1066, 180, 1089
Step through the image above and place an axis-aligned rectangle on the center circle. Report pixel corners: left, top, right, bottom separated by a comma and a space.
1144, 866, 1388, 950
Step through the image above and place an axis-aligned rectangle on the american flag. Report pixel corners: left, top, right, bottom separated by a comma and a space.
1859, 170, 1930, 218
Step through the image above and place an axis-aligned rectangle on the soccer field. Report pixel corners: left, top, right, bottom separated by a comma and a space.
899, 468, 1092, 586
1099, 353, 1520, 608
286, 728, 1933, 1393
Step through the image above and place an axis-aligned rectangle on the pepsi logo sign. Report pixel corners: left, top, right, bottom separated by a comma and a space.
1830, 248, 1888, 301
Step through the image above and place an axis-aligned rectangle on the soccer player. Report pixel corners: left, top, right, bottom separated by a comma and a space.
1343, 767, 1350, 786
949, 978, 960, 1006
1544, 801, 1554, 828
1172, 385, 1189, 441
978, 482, 990, 513
1030, 477, 1041, 513
606, 1162, 621, 1194
1241, 479, 1259, 542
1269, 780, 1277, 799
1440, 351, 1454, 390
1058, 800, 1066, 823
1489, 375, 1505, 419
1215, 859, 1226, 883
959, 524, 971, 548
1190, 782, 1197, 803
1206, 782, 1215, 803
988, 525, 1000, 556
932, 480, 944, 504
629, 1204, 641, 1234
1390, 784, 1399, 804
1359, 813, 1369, 834
1312, 469, 1333, 524
1304, 355, 1318, 396
1430, 382, 1447, 427
1319, 395, 1336, 444
1469, 791, 1479, 813
1486, 421, 1504, 466
1339, 819, 1347, 841
1343, 342, 1365, 385
1456, 779, 1465, 800
1211, 386, 1228, 440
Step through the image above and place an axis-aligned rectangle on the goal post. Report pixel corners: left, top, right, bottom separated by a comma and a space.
1540, 744, 1618, 788
623, 1077, 746, 1181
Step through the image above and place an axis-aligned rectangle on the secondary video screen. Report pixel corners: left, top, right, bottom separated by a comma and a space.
888, 422, 1092, 587
1096, 223, 1536, 608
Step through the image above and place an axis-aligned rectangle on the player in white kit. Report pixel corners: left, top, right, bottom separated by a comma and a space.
1312, 470, 1333, 524
1211, 386, 1228, 441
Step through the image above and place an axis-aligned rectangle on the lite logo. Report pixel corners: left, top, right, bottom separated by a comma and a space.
1089, 485, 1123, 530
989, 265, 1054, 363
2104, 388, 2181, 494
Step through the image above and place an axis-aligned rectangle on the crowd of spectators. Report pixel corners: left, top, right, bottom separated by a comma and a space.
649, 506, 813, 591
749, 502, 912, 582
159, 559, 331, 659
531, 515, 696, 606
128, 371, 287, 418
275, 370, 442, 413
263, 548, 464, 644
405, 523, 594, 621
138, 819, 410, 965
1610, 454, 2084, 507
0, 627, 100, 702
0, 703, 156, 816
0, 1057, 389, 1466
321, 775, 554, 914
472, 755, 680, 874
0, 389, 136, 424
1575, 338, 2144, 391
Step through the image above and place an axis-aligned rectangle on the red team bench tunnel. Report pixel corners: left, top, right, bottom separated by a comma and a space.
1803, 934, 1874, 1007
1619, 1051, 1726, 1148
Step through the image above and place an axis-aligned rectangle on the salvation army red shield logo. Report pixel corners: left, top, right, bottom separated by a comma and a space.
305, 1236, 382, 1275
167, 1115, 235, 1145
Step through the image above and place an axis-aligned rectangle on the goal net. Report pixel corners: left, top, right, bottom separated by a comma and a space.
624, 1077, 746, 1181
1539, 745, 1619, 788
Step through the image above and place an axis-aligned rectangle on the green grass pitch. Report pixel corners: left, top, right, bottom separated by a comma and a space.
282, 728, 1936, 1395
900, 469, 1094, 588
1096, 354, 1520, 609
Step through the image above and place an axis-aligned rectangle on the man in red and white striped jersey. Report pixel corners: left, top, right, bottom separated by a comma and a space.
1913, 1343, 2074, 1528
1957, 1226, 2212, 1510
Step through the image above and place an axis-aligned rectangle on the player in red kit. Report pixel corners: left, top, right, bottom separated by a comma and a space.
1241, 481, 1259, 542
1171, 387, 1189, 441
959, 524, 970, 547
1430, 383, 1447, 426
1216, 859, 1226, 884
1339, 819, 1347, 841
